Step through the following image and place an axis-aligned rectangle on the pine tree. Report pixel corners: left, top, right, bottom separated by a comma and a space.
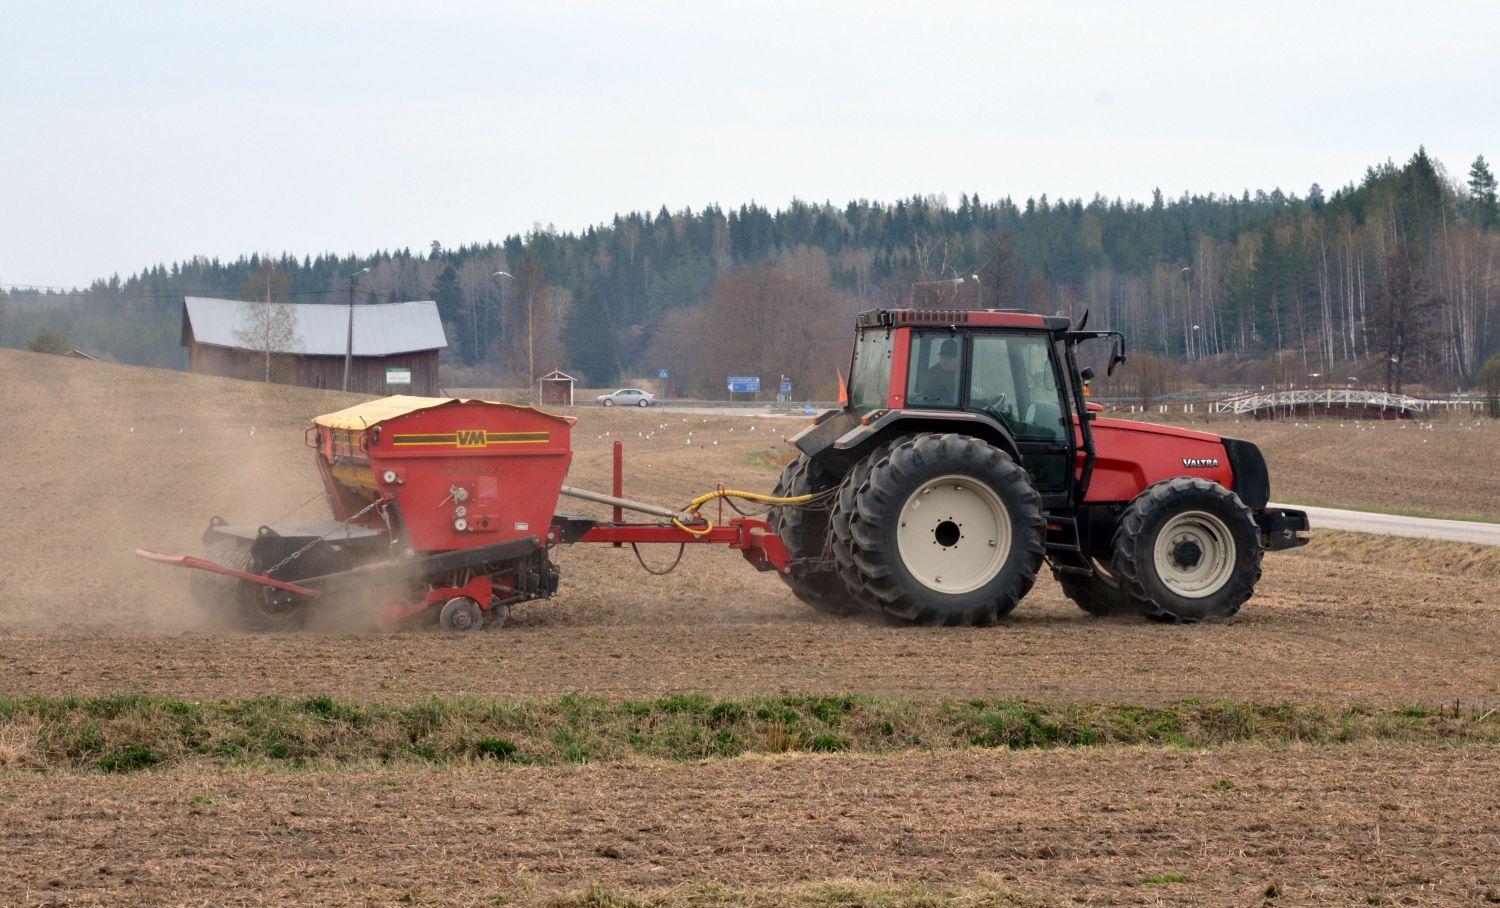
563, 291, 619, 385
431, 265, 473, 364
1469, 154, 1498, 229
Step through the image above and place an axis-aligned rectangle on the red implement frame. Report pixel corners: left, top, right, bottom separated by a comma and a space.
133, 548, 321, 598
570, 447, 792, 573
575, 517, 791, 573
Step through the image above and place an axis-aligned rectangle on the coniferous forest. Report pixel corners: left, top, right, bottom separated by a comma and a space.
4, 148, 1498, 399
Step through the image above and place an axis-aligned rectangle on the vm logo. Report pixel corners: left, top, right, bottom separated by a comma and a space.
456, 429, 488, 448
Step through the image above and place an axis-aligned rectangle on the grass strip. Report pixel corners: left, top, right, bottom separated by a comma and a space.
532, 878, 1042, 907
0, 693, 1495, 774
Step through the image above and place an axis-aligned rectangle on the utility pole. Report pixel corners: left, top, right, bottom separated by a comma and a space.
493, 270, 514, 394
263, 272, 272, 382
342, 267, 370, 392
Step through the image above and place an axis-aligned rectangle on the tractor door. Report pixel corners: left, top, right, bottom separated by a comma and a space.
964, 331, 1075, 504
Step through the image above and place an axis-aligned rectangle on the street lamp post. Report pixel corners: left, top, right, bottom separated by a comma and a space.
342, 267, 371, 392
493, 271, 516, 396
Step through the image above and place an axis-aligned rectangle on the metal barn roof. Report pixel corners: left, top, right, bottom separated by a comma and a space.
182, 297, 447, 357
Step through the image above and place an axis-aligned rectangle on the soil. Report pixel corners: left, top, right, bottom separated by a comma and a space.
2, 743, 1496, 906
3, 541, 1497, 705
4, 349, 1500, 905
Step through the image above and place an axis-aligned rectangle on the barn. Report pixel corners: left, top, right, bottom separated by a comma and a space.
181, 297, 447, 395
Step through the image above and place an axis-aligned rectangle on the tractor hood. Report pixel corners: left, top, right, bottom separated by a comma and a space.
1088, 416, 1224, 443
1082, 417, 1270, 509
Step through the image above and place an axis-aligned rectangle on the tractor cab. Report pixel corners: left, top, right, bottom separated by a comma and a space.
805, 308, 1094, 509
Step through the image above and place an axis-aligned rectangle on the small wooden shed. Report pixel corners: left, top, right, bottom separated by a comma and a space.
538, 370, 577, 406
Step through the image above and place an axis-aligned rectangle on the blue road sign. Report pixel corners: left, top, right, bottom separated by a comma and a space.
727, 376, 760, 394
779, 379, 792, 396
658, 369, 669, 379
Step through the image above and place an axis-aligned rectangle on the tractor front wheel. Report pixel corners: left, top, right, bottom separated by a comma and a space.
1110, 478, 1263, 622
840, 433, 1045, 626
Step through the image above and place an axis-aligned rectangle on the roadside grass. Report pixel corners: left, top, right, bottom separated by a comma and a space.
1278, 497, 1500, 525
1288, 529, 1500, 579
0, 693, 1495, 774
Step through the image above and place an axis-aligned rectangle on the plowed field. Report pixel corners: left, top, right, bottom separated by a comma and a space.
2, 349, 1498, 906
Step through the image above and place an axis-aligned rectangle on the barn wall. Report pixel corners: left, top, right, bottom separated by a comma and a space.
187, 343, 441, 395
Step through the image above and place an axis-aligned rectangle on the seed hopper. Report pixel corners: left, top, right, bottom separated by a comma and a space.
137, 396, 794, 630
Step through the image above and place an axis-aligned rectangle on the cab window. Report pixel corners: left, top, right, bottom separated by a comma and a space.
847, 328, 892, 413
906, 331, 963, 408
968, 333, 1067, 443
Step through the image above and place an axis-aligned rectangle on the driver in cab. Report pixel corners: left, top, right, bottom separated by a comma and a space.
914, 337, 962, 405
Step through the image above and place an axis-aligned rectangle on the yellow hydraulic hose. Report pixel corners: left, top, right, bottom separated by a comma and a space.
672, 489, 817, 537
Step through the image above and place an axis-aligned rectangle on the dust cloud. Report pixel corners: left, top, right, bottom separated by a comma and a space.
0, 349, 369, 633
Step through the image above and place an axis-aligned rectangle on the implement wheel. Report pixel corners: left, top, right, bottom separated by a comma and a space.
842, 433, 1045, 626
439, 596, 485, 631
1111, 478, 1263, 622
192, 538, 309, 632
769, 454, 861, 616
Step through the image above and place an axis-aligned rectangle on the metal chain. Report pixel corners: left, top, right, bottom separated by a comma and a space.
263, 497, 386, 577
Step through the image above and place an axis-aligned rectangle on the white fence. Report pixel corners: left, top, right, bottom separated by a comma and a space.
1210, 389, 1439, 416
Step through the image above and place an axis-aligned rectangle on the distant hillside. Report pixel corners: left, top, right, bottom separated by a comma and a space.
3, 147, 1496, 393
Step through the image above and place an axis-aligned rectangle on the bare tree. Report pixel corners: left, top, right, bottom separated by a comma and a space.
235, 299, 299, 382
236, 263, 298, 382
1370, 249, 1442, 393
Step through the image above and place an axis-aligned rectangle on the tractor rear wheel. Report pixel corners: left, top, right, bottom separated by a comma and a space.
1053, 559, 1134, 617
841, 433, 1045, 626
192, 538, 309, 632
829, 439, 898, 606
1111, 478, 1263, 622
769, 454, 861, 616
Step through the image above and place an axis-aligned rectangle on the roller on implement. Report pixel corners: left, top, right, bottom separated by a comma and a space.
139, 308, 1310, 630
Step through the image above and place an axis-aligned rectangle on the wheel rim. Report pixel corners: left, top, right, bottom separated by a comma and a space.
896, 474, 1011, 595
1152, 510, 1236, 598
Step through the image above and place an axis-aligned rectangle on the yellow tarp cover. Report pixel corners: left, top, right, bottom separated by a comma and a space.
313, 395, 571, 432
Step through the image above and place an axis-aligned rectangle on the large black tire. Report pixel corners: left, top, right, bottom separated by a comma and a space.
192, 538, 310, 632
841, 433, 1045, 626
1053, 560, 1134, 617
769, 454, 862, 616
829, 439, 898, 607
1110, 478, 1263, 622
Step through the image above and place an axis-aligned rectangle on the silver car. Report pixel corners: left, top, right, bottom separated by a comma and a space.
597, 388, 656, 407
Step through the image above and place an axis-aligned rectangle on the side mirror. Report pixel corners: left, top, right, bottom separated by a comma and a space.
1107, 336, 1127, 376
1079, 366, 1095, 382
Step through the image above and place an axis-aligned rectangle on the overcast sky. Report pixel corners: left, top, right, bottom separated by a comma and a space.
3, 0, 1497, 288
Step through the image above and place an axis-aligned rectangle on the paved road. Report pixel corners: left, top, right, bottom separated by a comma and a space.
1275, 502, 1500, 547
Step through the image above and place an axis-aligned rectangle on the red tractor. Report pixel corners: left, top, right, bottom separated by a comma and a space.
770, 308, 1308, 624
